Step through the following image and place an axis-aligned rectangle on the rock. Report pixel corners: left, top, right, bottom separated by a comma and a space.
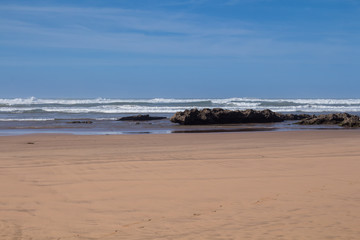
170, 108, 284, 125
340, 115, 360, 127
67, 121, 93, 124
297, 113, 360, 127
280, 113, 314, 121
117, 114, 166, 121
170, 108, 360, 127
241, 109, 284, 123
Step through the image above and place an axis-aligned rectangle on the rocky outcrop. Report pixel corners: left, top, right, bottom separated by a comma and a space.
281, 113, 314, 121
67, 121, 93, 124
297, 113, 360, 127
170, 108, 360, 127
170, 108, 287, 125
118, 114, 166, 121
340, 115, 360, 127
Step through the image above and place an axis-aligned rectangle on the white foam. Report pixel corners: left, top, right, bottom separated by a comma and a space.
0, 118, 55, 121
147, 98, 211, 103
0, 97, 37, 105
0, 97, 212, 105
1, 98, 360, 114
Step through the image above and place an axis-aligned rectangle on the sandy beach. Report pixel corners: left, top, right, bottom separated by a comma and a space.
1, 130, 360, 239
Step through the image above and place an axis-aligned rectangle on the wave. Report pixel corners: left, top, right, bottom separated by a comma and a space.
1, 97, 360, 105
0, 118, 55, 121
1, 97, 360, 115
0, 106, 204, 114
0, 96, 347, 103
0, 97, 214, 106
2, 106, 360, 114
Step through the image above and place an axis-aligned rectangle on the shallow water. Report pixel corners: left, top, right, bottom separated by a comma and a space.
0, 97, 358, 135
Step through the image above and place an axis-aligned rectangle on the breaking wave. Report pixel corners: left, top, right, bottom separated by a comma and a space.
1, 97, 360, 117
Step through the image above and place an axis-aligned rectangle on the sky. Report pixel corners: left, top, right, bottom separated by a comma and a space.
1, 0, 359, 98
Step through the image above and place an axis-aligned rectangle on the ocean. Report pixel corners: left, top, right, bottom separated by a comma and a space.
1, 97, 360, 135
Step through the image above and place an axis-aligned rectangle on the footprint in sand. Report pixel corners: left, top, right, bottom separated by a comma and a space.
192, 204, 224, 217
0, 221, 23, 240
254, 194, 280, 205
122, 218, 152, 227
307, 185, 327, 194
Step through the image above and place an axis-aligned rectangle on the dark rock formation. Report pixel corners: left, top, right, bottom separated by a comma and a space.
67, 121, 93, 124
297, 113, 360, 127
171, 108, 285, 125
170, 108, 360, 127
281, 113, 314, 121
117, 114, 166, 121
340, 115, 360, 127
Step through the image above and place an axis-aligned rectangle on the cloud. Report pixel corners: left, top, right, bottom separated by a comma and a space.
0, 3, 359, 66
0, 5, 250, 36
0, 4, 258, 56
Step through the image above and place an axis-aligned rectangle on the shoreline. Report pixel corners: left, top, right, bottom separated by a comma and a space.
1, 130, 360, 239
0, 126, 353, 136
1, 128, 359, 139
1, 128, 359, 138
0, 119, 350, 136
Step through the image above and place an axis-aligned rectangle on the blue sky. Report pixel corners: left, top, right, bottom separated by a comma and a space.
1, 0, 359, 98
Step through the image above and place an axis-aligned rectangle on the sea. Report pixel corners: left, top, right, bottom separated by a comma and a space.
1, 97, 360, 135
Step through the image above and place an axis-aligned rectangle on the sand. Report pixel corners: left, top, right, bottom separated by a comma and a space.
1, 130, 360, 239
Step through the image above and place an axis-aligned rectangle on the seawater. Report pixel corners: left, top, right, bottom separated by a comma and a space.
0, 97, 359, 135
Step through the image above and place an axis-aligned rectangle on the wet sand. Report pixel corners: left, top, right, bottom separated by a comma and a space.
1, 130, 360, 239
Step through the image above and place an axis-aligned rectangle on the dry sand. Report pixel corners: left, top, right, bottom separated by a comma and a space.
1, 130, 360, 240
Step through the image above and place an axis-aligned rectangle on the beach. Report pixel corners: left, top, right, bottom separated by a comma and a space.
1, 130, 360, 239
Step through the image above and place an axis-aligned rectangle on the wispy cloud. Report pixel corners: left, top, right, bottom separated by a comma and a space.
0, 4, 260, 57
0, 4, 358, 66
0, 5, 250, 36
